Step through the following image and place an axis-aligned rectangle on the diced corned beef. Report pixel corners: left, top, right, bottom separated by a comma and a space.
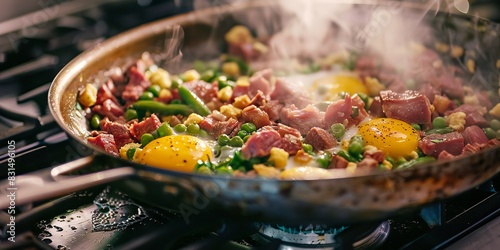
241, 125, 302, 159
355, 55, 379, 80
486, 139, 500, 148
122, 63, 150, 104
357, 157, 379, 169
92, 99, 124, 121
324, 95, 352, 127
432, 95, 452, 115
199, 117, 240, 138
100, 117, 134, 148
432, 74, 464, 99
241, 105, 272, 129
96, 79, 120, 105
462, 125, 488, 145
445, 104, 479, 116
461, 143, 481, 155
476, 91, 493, 109
380, 90, 432, 124
122, 85, 145, 105
304, 127, 336, 151
418, 82, 441, 103
87, 133, 119, 157
230, 85, 249, 101
350, 95, 370, 125
129, 114, 161, 141
182, 80, 218, 103
378, 72, 405, 93
260, 100, 283, 122
465, 111, 488, 127
248, 91, 266, 107
438, 150, 456, 160
249, 69, 272, 97
368, 96, 384, 118
418, 132, 464, 158
329, 155, 348, 169
363, 148, 385, 162
279, 105, 324, 135
270, 78, 311, 109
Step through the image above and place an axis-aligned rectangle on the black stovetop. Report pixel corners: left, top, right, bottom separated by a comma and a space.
1, 0, 500, 249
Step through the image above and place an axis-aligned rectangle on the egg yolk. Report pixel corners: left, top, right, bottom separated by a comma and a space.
311, 74, 368, 101
134, 135, 213, 173
358, 118, 420, 159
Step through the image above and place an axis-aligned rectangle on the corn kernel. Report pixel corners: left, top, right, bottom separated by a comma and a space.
253, 164, 280, 178
159, 89, 172, 100
466, 59, 475, 73
450, 45, 464, 58
217, 86, 233, 102
346, 162, 357, 173
224, 25, 253, 44
119, 143, 141, 160
220, 104, 242, 119
236, 76, 250, 87
381, 160, 393, 170
435, 42, 449, 53
148, 68, 171, 89
463, 95, 479, 106
496, 59, 500, 69
489, 103, 500, 118
222, 62, 240, 77
293, 150, 312, 164
268, 148, 289, 169
446, 112, 466, 132
364, 77, 385, 96
183, 69, 200, 82
253, 41, 269, 54
232, 94, 251, 109
184, 113, 204, 125
78, 83, 98, 108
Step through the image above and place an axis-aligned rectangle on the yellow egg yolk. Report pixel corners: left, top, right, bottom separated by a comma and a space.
357, 118, 420, 159
134, 135, 213, 173
311, 74, 368, 101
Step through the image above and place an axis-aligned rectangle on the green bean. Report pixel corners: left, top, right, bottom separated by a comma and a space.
90, 114, 101, 129
218, 134, 231, 146
139, 91, 154, 100
124, 109, 138, 121
337, 150, 358, 162
411, 123, 421, 131
237, 130, 248, 138
396, 156, 435, 169
132, 100, 194, 116
174, 124, 187, 133
187, 123, 200, 134
240, 122, 257, 133
147, 85, 161, 97
177, 86, 211, 116
302, 143, 313, 153
426, 127, 454, 135
330, 123, 345, 139
126, 147, 137, 160
170, 99, 182, 104
484, 127, 496, 140
141, 133, 155, 147
490, 119, 500, 131
432, 117, 447, 129
229, 136, 244, 147
156, 123, 173, 137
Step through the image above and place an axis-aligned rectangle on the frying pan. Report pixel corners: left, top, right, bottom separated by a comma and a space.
3, 0, 500, 226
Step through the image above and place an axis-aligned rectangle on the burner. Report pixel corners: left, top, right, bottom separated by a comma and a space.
255, 222, 390, 249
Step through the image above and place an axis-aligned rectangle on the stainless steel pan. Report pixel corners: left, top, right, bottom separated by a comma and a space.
3, 0, 500, 226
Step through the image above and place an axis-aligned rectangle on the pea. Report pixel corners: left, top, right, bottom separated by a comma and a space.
197, 166, 213, 175
229, 136, 244, 147
316, 152, 332, 168
237, 130, 248, 138
302, 143, 313, 153
90, 114, 101, 129
126, 147, 137, 160
490, 119, 500, 131
330, 123, 345, 139
201, 70, 216, 82
151, 130, 159, 138
218, 134, 231, 146
337, 150, 357, 162
215, 167, 234, 175
139, 91, 154, 100
411, 123, 421, 131
348, 141, 364, 156
241, 122, 257, 133
147, 85, 161, 97
243, 135, 251, 142
432, 117, 447, 129
187, 123, 200, 134
174, 124, 187, 133
124, 109, 138, 121
171, 78, 183, 89
484, 127, 496, 140
199, 129, 209, 138
157, 123, 173, 137
213, 144, 222, 157
141, 133, 155, 146
496, 130, 500, 140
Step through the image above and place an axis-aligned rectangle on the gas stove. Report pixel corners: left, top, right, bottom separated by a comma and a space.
1, 0, 500, 249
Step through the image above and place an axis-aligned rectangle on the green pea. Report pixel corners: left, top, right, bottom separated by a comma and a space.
126, 147, 137, 160
147, 85, 161, 97
157, 123, 173, 137
484, 127, 496, 140
139, 91, 154, 100
350, 135, 364, 145
241, 122, 257, 133
432, 117, 447, 129
215, 167, 234, 175
187, 123, 200, 134
141, 133, 155, 146
490, 119, 500, 131
496, 130, 500, 140
197, 166, 213, 175
151, 130, 159, 138
302, 143, 313, 153
237, 130, 248, 138
174, 124, 187, 133
124, 109, 138, 121
411, 123, 421, 131
229, 136, 244, 147
199, 129, 209, 138
201, 70, 216, 82
316, 152, 332, 168
243, 135, 251, 142
348, 141, 364, 156
330, 123, 345, 139
90, 114, 101, 129
171, 78, 183, 89
218, 134, 231, 146
337, 150, 357, 162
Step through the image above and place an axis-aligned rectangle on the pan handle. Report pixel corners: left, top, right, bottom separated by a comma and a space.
0, 155, 135, 209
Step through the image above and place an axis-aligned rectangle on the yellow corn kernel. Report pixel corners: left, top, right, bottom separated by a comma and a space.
435, 42, 449, 53
466, 59, 475, 73
224, 25, 253, 44
159, 89, 172, 100
148, 68, 171, 89
78, 83, 98, 108
183, 69, 200, 82
496, 59, 500, 69
341, 139, 350, 150
253, 41, 269, 54
236, 76, 250, 87
381, 160, 393, 170
463, 95, 479, 106
268, 148, 289, 169
409, 151, 419, 160
222, 62, 240, 77
217, 86, 233, 102
364, 77, 385, 96
446, 112, 466, 132
346, 162, 357, 173
119, 143, 141, 160
293, 150, 312, 164
450, 45, 464, 58
220, 104, 242, 119
489, 103, 500, 118
253, 164, 281, 178
232, 94, 251, 109
183, 113, 204, 125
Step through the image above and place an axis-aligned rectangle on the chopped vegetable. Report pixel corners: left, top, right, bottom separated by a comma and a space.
78, 83, 97, 107
132, 100, 194, 116
177, 86, 211, 116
